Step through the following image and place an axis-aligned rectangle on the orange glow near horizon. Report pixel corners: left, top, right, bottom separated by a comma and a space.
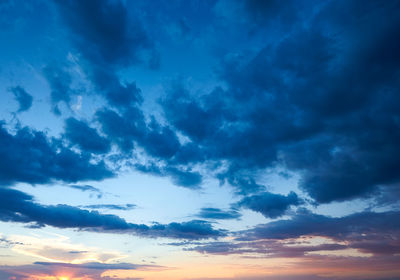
4, 261, 400, 280
22, 276, 82, 280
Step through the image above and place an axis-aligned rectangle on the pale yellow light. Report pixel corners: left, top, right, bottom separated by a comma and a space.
58, 277, 69, 280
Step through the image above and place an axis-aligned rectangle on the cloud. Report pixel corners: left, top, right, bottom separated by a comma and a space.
72, 95, 82, 111
42, 63, 75, 115
0, 122, 113, 186
161, 85, 225, 144
172, 208, 400, 261
134, 163, 203, 190
244, 209, 400, 239
95, 107, 145, 152
91, 68, 144, 109
158, 0, 400, 203
142, 119, 181, 159
53, 0, 206, 189
0, 188, 225, 240
240, 209, 400, 256
96, 108, 182, 159
222, 173, 268, 196
9, 86, 33, 112
166, 167, 202, 189
216, 0, 301, 32
186, 240, 347, 258
81, 204, 136, 211
68, 184, 103, 198
197, 207, 241, 220
8, 233, 126, 264
54, 0, 152, 109
237, 191, 301, 219
64, 117, 111, 154
96, 107, 203, 189
0, 236, 23, 248
54, 0, 150, 66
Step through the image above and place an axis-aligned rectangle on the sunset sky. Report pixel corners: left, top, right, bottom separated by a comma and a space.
1, 0, 400, 279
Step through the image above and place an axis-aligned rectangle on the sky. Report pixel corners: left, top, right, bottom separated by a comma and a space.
0, 0, 400, 279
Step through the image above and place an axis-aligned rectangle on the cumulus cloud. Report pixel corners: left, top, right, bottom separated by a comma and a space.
54, 0, 151, 109
54, 0, 150, 66
51, 0, 205, 191
237, 191, 301, 219
0, 122, 113, 186
64, 117, 111, 154
158, 0, 400, 204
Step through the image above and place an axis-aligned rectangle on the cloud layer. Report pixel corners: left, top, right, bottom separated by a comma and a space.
0, 188, 225, 240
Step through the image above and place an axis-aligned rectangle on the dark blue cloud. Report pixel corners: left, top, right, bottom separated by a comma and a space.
9, 86, 33, 112
135, 163, 203, 190
143, 118, 181, 159
65, 117, 111, 154
219, 172, 268, 195
54, 0, 150, 66
170, 142, 205, 165
5, 0, 400, 207
68, 184, 101, 193
238, 0, 302, 30
165, 167, 202, 189
237, 191, 301, 219
96, 108, 181, 159
197, 207, 241, 220
156, 220, 225, 240
159, 0, 400, 204
92, 68, 144, 109
0, 188, 225, 240
96, 107, 145, 152
162, 85, 226, 143
53, 0, 206, 189
68, 184, 103, 198
0, 122, 113, 186
42, 64, 74, 115
96, 107, 202, 188
54, 0, 152, 109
